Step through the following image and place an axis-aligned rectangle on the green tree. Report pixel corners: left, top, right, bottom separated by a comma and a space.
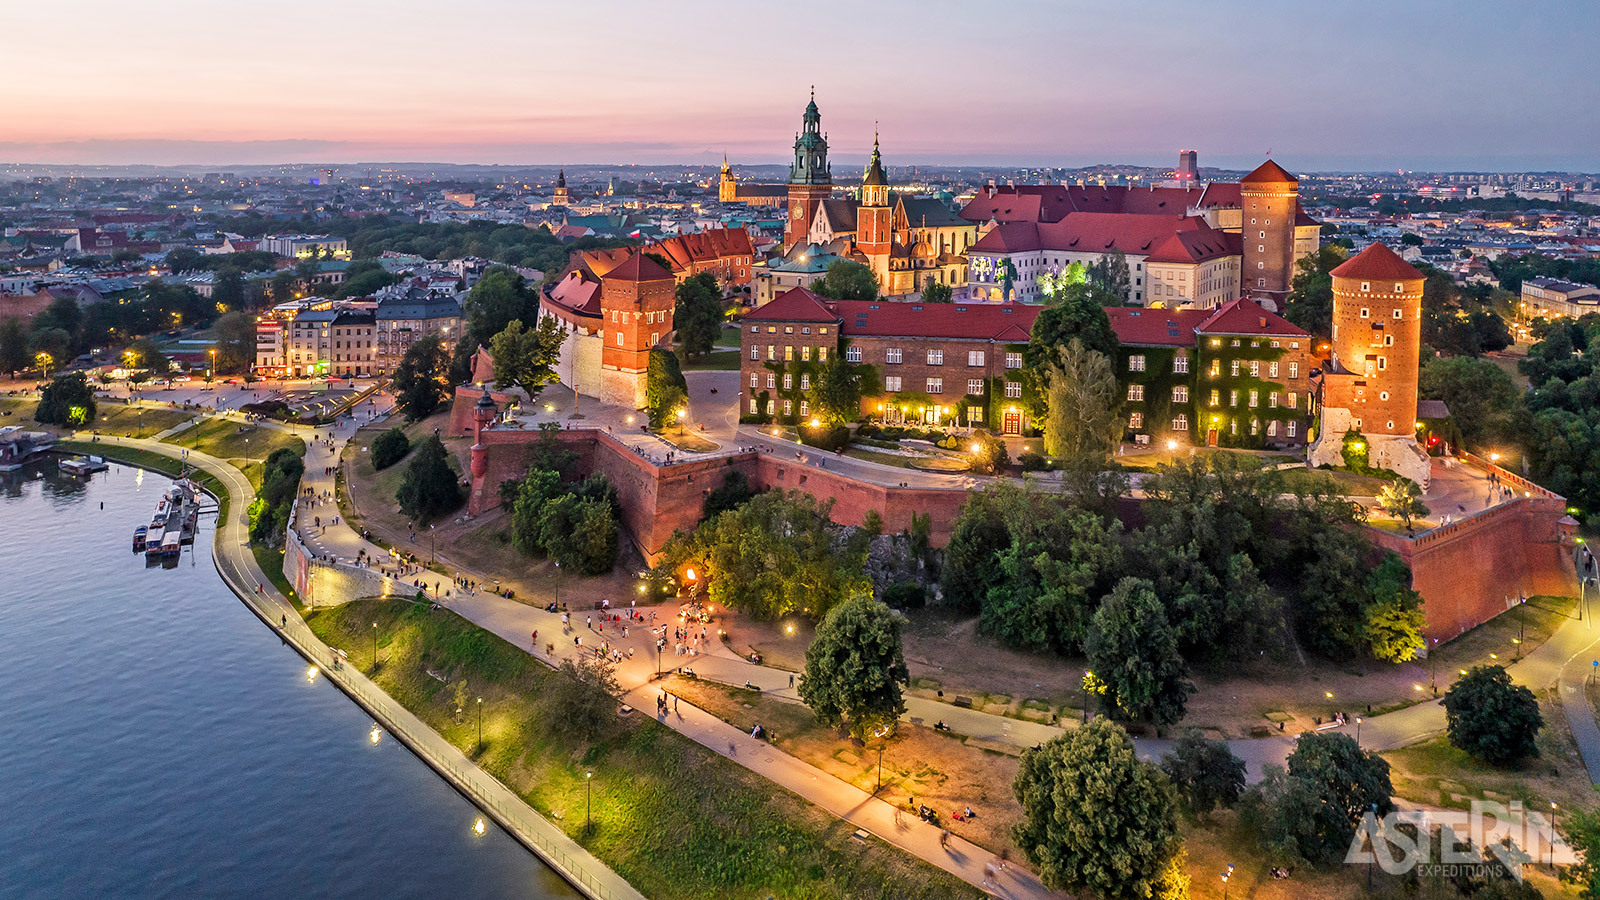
125, 336, 169, 375
1088, 249, 1132, 304
370, 427, 411, 470
1444, 665, 1543, 764
1561, 807, 1600, 900
462, 267, 538, 348
1160, 731, 1247, 817
673, 271, 723, 358
0, 317, 28, 374
646, 348, 689, 429
1043, 339, 1124, 461
1085, 578, 1194, 729
392, 335, 451, 421
1038, 262, 1088, 302
488, 316, 565, 401
1400, 231, 1424, 247
967, 431, 1009, 475
703, 470, 756, 520
1013, 719, 1186, 899
921, 281, 953, 304
248, 448, 305, 547
29, 328, 72, 374
1363, 553, 1426, 662
812, 258, 879, 302
798, 595, 910, 741
270, 270, 297, 303
939, 483, 1020, 612
538, 494, 619, 575
510, 468, 565, 555
1284, 244, 1348, 339
212, 311, 256, 372
35, 372, 97, 426
1245, 732, 1394, 866
396, 433, 463, 522
541, 654, 620, 742
656, 490, 870, 621
213, 266, 245, 311
808, 348, 876, 424
1376, 478, 1429, 529
1419, 356, 1519, 450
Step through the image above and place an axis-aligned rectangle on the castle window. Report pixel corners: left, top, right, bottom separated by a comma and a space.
784, 346, 794, 361
750, 325, 759, 333
1210, 359, 1220, 377
1173, 415, 1189, 431
1129, 412, 1144, 429
1005, 352, 1023, 369
1287, 420, 1297, 438
615, 331, 623, 345
1250, 360, 1260, 377
1361, 282, 1370, 292
799, 401, 809, 417
1269, 392, 1279, 408
1172, 386, 1189, 403
1249, 390, 1259, 408
750, 399, 758, 414
968, 351, 985, 367
1360, 308, 1370, 319
927, 349, 944, 365
1210, 390, 1220, 406
968, 379, 985, 395
1378, 357, 1387, 371
1269, 361, 1279, 377
1128, 355, 1146, 372
1385, 335, 1394, 346
927, 378, 943, 394
1394, 283, 1404, 293
846, 346, 862, 363
1128, 384, 1144, 401
783, 373, 793, 390
800, 374, 810, 390
1250, 418, 1259, 435
1231, 360, 1240, 376
1288, 392, 1297, 408
1229, 390, 1239, 407
651, 332, 659, 346
818, 347, 828, 361
1259, 232, 1266, 239
801, 327, 810, 334
1258, 245, 1264, 253
766, 374, 776, 389
750, 372, 758, 388
768, 326, 777, 333
1174, 355, 1190, 374
820, 327, 829, 335
885, 376, 902, 392
886, 348, 902, 364
783, 400, 792, 415
767, 345, 775, 360
1380, 391, 1389, 401
801, 346, 812, 362
1268, 420, 1278, 436
1005, 382, 1022, 399
1393, 309, 1403, 319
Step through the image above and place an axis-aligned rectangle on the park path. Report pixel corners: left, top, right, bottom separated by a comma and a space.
76, 431, 646, 900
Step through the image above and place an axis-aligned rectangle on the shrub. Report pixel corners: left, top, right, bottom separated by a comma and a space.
1019, 451, 1052, 472
370, 427, 411, 470
883, 582, 926, 609
800, 423, 850, 452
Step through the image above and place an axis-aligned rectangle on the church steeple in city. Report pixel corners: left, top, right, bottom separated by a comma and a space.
785, 88, 834, 250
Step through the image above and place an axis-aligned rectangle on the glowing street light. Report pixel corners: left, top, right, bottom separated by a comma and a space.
585, 770, 594, 835
476, 697, 483, 752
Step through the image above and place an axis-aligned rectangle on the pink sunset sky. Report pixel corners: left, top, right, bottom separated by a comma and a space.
4, 0, 1595, 171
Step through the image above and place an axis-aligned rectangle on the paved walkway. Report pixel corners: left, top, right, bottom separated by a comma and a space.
77, 432, 645, 900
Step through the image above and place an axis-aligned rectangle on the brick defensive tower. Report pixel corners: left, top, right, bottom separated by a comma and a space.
1239, 159, 1299, 310
597, 251, 675, 409
1310, 242, 1430, 485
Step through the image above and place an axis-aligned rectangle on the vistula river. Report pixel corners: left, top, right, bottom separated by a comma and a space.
0, 461, 578, 900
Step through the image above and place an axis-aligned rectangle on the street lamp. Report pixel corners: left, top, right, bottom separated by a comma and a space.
1355, 716, 1363, 747
208, 348, 216, 379
585, 770, 594, 835
875, 743, 885, 794
1552, 802, 1559, 867
371, 621, 378, 670
476, 697, 483, 753
430, 523, 436, 564
676, 406, 688, 438
1221, 863, 1234, 900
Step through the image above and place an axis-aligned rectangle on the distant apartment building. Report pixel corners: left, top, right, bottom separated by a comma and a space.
281, 306, 376, 377
1521, 277, 1600, 319
376, 294, 464, 373
260, 234, 349, 260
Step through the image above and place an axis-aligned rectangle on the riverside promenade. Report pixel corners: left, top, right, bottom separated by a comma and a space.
76, 433, 645, 900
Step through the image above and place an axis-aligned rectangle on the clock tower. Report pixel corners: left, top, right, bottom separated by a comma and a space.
786, 88, 833, 250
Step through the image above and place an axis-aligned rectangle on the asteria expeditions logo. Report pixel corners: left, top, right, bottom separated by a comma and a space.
1346, 801, 1577, 881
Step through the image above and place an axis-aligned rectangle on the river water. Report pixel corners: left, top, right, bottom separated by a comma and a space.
0, 462, 577, 900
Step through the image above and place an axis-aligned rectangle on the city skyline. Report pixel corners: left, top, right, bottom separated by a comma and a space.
4, 0, 1597, 171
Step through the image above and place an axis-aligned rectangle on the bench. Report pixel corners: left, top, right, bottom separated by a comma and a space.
953, 696, 974, 708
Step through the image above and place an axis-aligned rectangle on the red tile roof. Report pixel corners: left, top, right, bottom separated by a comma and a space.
1330, 242, 1424, 282
649, 227, 754, 272
602, 252, 672, 283
1106, 308, 1210, 346
1143, 225, 1240, 264
745, 287, 841, 323
971, 213, 1209, 256
1194, 297, 1310, 337
830, 299, 1042, 340
1240, 159, 1298, 185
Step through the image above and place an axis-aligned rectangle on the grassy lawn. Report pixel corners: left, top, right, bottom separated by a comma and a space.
88, 404, 195, 437
306, 598, 981, 900
1280, 467, 1390, 497
681, 349, 742, 371
168, 417, 305, 469
253, 543, 301, 607
842, 447, 919, 469
654, 429, 719, 452
1118, 446, 1299, 472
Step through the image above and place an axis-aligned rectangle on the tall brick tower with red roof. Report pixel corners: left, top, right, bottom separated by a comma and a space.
786, 89, 833, 250
857, 130, 893, 285
597, 251, 675, 409
1239, 159, 1299, 309
1310, 242, 1431, 485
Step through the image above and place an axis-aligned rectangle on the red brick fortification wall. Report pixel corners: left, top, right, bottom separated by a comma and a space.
466, 426, 975, 562
447, 386, 517, 438
1369, 495, 1578, 643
